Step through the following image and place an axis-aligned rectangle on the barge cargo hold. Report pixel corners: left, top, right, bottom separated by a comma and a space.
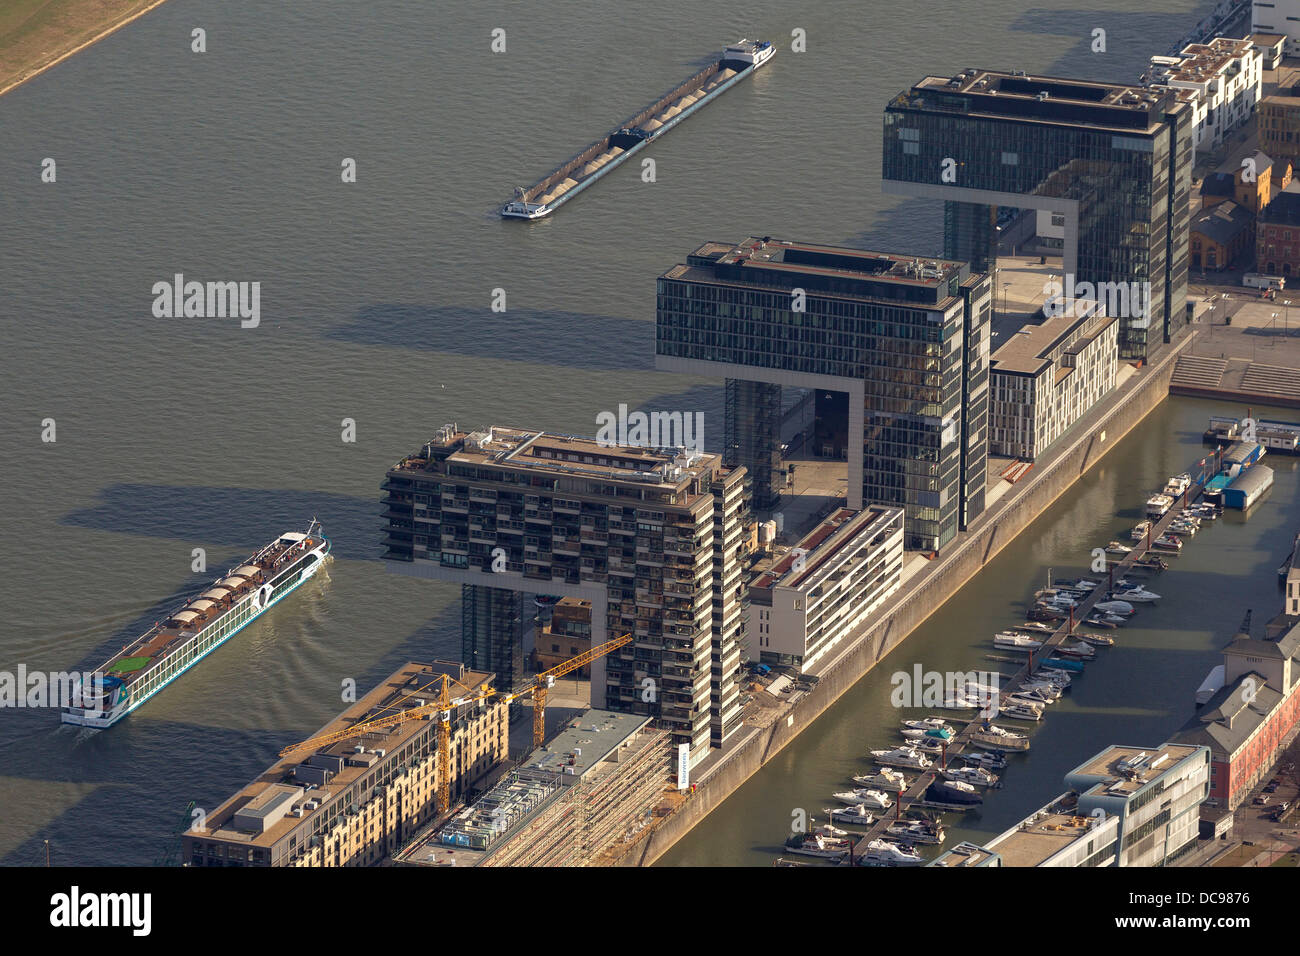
61, 520, 331, 728
500, 39, 773, 219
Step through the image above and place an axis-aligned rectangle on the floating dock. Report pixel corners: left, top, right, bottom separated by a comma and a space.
500, 39, 773, 219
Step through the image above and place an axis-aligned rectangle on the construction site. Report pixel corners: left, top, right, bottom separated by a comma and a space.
396, 710, 672, 867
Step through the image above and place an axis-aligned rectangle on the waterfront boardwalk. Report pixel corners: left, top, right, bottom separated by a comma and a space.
847, 466, 1213, 862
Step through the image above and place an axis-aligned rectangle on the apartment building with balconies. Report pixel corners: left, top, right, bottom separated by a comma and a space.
381, 424, 748, 765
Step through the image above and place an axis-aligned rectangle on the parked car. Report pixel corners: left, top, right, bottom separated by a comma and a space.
1264, 782, 1279, 793
1253, 795, 1270, 805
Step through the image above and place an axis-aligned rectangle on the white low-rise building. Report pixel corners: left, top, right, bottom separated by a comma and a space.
989, 301, 1118, 460
1254, 1, 1300, 55
747, 506, 903, 673
1146, 37, 1262, 153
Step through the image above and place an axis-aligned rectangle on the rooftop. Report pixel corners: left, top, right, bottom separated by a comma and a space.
661, 237, 973, 308
1191, 200, 1253, 247
750, 506, 901, 593
895, 70, 1180, 134
1068, 742, 1203, 797
986, 792, 1098, 867
390, 423, 723, 495
989, 303, 1115, 377
519, 709, 653, 779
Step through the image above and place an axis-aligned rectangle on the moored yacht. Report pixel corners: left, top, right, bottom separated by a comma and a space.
832, 788, 892, 810
943, 765, 1000, 788
852, 768, 910, 792
970, 723, 1030, 751
886, 819, 946, 845
783, 833, 851, 859
869, 746, 932, 769
858, 839, 924, 866
826, 805, 876, 826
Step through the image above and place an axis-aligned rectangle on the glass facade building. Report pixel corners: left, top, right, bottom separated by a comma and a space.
882, 71, 1192, 360
656, 238, 991, 552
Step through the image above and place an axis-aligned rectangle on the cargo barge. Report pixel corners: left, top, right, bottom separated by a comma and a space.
61, 520, 331, 728
501, 39, 774, 219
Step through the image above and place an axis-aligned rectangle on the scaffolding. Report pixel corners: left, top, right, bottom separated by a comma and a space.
400, 725, 671, 867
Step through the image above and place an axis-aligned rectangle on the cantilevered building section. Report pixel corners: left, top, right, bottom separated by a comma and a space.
883, 70, 1192, 360
182, 661, 508, 867
657, 237, 990, 551
382, 425, 749, 764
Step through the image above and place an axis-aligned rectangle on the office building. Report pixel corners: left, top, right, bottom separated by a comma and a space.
382, 424, 749, 764
656, 237, 991, 552
883, 70, 1192, 360
988, 301, 1118, 459
182, 661, 508, 867
986, 742, 1209, 866
748, 506, 904, 672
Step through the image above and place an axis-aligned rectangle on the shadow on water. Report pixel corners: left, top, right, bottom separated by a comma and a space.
0, 603, 464, 867
61, 485, 379, 562
328, 304, 656, 372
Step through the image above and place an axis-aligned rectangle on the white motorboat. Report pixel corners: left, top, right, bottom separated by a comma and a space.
960, 751, 1008, 771
783, 833, 851, 859
812, 822, 850, 839
994, 633, 1043, 651
1146, 494, 1174, 517
832, 788, 892, 810
885, 820, 946, 845
858, 839, 924, 866
851, 768, 910, 792
869, 746, 932, 769
1153, 534, 1183, 551
1012, 621, 1056, 634
999, 700, 1043, 721
1105, 540, 1133, 555
1164, 473, 1192, 497
942, 765, 1000, 788
1130, 520, 1152, 541
1109, 586, 1160, 603
826, 805, 875, 826
901, 717, 952, 734
1062, 578, 1101, 591
901, 726, 954, 742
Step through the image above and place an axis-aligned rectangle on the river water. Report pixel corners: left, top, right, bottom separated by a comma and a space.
0, 0, 1226, 865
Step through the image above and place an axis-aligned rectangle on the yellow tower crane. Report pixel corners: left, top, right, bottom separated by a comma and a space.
520, 632, 632, 751
277, 633, 633, 815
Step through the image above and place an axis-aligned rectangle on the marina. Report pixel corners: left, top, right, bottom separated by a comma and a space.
772, 432, 1274, 865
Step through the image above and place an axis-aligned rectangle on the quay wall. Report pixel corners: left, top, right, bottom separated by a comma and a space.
621, 335, 1192, 866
